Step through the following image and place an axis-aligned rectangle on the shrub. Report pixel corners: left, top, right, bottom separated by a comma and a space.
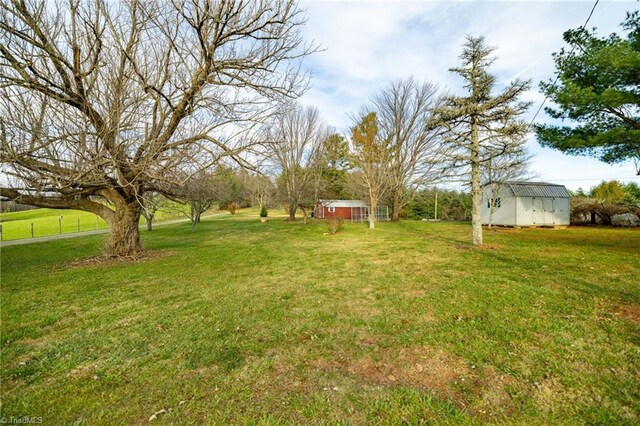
325, 215, 344, 235
228, 202, 238, 214
260, 205, 268, 218
570, 198, 640, 225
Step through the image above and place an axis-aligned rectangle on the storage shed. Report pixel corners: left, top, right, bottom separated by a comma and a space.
314, 199, 368, 219
482, 181, 571, 227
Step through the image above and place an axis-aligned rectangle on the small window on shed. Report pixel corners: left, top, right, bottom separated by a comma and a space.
328, 206, 336, 213
488, 198, 501, 208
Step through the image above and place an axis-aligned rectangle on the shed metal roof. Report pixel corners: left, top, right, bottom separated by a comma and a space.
504, 181, 571, 198
318, 199, 368, 208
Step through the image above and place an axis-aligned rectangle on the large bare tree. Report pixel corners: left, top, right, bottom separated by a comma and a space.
434, 36, 530, 245
372, 77, 447, 221
0, 0, 315, 256
266, 103, 327, 221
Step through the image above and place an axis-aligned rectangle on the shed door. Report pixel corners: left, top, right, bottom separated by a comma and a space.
544, 198, 554, 224
532, 198, 544, 224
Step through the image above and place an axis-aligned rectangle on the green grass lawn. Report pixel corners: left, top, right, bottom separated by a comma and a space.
1, 213, 639, 424
0, 205, 186, 241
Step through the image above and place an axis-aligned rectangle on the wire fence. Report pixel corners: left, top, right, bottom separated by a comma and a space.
350, 206, 390, 223
0, 215, 110, 242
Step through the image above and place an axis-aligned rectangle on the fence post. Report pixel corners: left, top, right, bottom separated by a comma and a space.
59, 216, 62, 235
96, 216, 99, 230
0, 224, 2, 241
31, 223, 34, 238
77, 217, 80, 233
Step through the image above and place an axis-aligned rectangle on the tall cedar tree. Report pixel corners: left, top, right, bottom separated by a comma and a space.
536, 11, 640, 173
434, 36, 530, 245
350, 112, 389, 229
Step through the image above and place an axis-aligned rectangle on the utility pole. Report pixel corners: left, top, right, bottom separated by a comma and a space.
434, 190, 438, 220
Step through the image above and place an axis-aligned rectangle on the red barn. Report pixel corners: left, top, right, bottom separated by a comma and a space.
314, 199, 368, 220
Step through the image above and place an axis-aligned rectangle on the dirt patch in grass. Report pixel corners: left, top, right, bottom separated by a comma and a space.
64, 250, 174, 269
612, 302, 640, 324
315, 346, 517, 418
17, 336, 53, 349
597, 300, 640, 325
344, 347, 467, 393
530, 376, 579, 416
66, 362, 101, 380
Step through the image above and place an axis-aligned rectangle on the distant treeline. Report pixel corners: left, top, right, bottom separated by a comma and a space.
569, 181, 640, 225
403, 188, 472, 221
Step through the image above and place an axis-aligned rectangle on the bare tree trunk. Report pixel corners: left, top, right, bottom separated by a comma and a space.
288, 203, 297, 221
471, 118, 483, 245
299, 205, 308, 224
488, 189, 496, 229
391, 189, 402, 222
190, 205, 197, 231
369, 193, 377, 229
144, 210, 155, 231
106, 203, 142, 256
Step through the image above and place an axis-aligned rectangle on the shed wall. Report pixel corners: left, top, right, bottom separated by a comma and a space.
315, 206, 354, 219
324, 207, 353, 219
481, 185, 517, 225
482, 184, 570, 226
516, 197, 569, 226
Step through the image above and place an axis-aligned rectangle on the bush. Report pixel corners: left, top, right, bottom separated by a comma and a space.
260, 205, 268, 218
570, 198, 640, 225
228, 202, 238, 214
325, 215, 344, 235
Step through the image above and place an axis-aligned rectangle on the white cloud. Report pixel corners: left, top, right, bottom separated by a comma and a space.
298, 0, 640, 189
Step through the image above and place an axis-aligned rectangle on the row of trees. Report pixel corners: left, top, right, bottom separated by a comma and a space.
570, 180, 640, 225
0, 0, 315, 255
2, 1, 636, 256
0, 0, 533, 253
572, 180, 640, 206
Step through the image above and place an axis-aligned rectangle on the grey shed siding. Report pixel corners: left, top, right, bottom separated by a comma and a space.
482, 181, 570, 227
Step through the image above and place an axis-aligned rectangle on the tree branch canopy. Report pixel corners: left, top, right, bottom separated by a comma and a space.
0, 0, 316, 255
535, 10, 640, 173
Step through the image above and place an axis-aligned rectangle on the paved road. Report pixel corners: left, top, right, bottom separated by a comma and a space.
0, 213, 228, 247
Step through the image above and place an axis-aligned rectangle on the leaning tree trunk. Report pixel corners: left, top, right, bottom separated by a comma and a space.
298, 204, 309, 224
105, 202, 143, 256
470, 117, 483, 246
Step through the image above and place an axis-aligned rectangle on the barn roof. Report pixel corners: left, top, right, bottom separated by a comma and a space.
504, 181, 571, 198
318, 199, 368, 208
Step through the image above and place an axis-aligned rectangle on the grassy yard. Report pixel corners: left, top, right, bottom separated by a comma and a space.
0, 206, 186, 241
1, 213, 639, 424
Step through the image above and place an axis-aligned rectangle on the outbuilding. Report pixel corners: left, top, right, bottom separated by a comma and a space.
482, 181, 571, 227
314, 199, 368, 220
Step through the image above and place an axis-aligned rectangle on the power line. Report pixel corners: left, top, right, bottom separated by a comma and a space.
529, 0, 601, 126
542, 176, 639, 182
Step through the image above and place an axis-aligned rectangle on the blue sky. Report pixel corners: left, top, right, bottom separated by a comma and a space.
298, 0, 640, 191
